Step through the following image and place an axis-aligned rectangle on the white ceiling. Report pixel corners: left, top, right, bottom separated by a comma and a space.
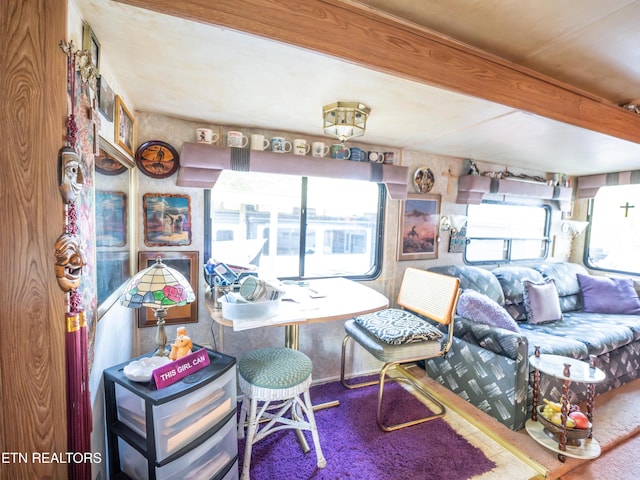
74, 0, 640, 176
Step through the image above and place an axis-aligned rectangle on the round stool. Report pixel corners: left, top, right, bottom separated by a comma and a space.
237, 347, 326, 480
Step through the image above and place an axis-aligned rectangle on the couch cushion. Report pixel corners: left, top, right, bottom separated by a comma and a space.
534, 262, 588, 312
492, 266, 545, 321
519, 311, 635, 357
577, 274, 640, 315
456, 289, 521, 333
429, 265, 505, 305
523, 279, 563, 324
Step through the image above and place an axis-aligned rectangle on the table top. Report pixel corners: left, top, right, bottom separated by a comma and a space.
529, 354, 606, 384
206, 277, 389, 330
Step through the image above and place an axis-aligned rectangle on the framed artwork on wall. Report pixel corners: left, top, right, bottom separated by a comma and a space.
96, 191, 126, 247
98, 76, 114, 122
137, 251, 199, 327
397, 193, 440, 261
143, 193, 192, 246
115, 95, 134, 156
82, 23, 100, 72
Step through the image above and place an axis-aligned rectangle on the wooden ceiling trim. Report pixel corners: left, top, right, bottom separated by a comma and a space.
116, 0, 640, 144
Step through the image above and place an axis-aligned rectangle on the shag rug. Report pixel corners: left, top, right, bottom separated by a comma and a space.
238, 379, 496, 480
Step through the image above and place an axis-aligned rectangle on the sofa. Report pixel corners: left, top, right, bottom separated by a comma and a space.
420, 262, 640, 431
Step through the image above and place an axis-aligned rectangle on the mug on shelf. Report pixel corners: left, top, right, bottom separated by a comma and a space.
349, 147, 366, 162
250, 134, 270, 151
293, 139, 310, 156
227, 131, 249, 148
196, 128, 219, 144
311, 141, 330, 158
368, 151, 384, 163
330, 144, 350, 160
271, 137, 292, 153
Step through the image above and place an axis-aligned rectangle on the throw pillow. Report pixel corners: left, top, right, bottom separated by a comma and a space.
522, 279, 563, 324
577, 274, 640, 314
354, 309, 443, 345
456, 289, 521, 333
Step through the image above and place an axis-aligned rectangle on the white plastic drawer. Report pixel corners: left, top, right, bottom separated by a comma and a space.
118, 416, 237, 480
158, 415, 237, 480
115, 367, 236, 461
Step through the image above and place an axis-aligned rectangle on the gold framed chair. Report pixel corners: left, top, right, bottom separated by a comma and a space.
340, 268, 460, 431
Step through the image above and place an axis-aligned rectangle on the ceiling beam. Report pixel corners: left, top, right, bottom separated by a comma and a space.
116, 0, 640, 144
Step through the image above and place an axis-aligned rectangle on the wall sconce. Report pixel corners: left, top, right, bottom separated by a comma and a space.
561, 220, 589, 238
322, 101, 370, 143
440, 215, 468, 233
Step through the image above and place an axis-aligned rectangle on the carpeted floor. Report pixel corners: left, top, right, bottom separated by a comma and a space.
238, 379, 496, 480
404, 366, 640, 480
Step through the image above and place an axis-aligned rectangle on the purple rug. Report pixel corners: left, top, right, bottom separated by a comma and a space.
238, 379, 496, 479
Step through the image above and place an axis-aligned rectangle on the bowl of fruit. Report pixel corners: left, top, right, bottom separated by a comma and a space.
537, 399, 592, 446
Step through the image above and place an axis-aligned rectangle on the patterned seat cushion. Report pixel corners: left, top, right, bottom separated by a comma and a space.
354, 308, 442, 345
238, 347, 312, 389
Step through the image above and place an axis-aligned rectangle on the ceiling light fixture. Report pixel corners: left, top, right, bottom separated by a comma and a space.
322, 101, 370, 143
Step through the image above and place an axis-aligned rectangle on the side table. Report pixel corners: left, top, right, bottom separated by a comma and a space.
525, 348, 606, 462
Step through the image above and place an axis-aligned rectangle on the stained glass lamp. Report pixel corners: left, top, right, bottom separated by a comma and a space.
120, 258, 196, 356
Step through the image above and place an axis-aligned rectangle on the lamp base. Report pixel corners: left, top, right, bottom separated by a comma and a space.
153, 308, 169, 357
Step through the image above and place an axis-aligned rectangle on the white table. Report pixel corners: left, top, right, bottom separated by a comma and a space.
526, 351, 606, 462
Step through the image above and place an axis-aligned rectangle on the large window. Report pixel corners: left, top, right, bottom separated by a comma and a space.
585, 185, 640, 275
464, 202, 550, 264
205, 171, 385, 279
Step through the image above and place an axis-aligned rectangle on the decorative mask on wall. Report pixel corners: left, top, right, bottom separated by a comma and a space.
58, 146, 85, 204
54, 232, 86, 292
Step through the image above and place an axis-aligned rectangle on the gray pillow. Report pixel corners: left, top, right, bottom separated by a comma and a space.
456, 289, 521, 333
523, 279, 562, 324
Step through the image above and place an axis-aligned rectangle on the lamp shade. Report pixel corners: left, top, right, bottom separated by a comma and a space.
121, 258, 195, 309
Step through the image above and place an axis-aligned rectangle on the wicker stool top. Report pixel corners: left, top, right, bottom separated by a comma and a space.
238, 347, 312, 389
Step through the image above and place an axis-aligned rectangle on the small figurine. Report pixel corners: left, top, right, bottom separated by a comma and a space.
169, 326, 193, 360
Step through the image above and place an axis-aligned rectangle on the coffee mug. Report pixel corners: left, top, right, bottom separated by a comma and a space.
383, 152, 395, 164
250, 134, 270, 151
227, 131, 248, 148
368, 151, 384, 163
349, 147, 366, 162
293, 139, 310, 156
330, 144, 350, 160
312, 141, 330, 158
196, 128, 219, 144
239, 276, 285, 302
271, 137, 292, 153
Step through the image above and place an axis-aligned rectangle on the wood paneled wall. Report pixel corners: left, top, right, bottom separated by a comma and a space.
0, 1, 68, 478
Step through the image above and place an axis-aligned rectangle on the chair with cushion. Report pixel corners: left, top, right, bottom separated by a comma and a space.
238, 347, 326, 480
340, 267, 460, 431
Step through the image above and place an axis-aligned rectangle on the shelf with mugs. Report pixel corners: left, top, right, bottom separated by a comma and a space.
176, 140, 409, 199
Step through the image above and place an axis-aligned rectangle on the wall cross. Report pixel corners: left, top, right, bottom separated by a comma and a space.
620, 202, 635, 217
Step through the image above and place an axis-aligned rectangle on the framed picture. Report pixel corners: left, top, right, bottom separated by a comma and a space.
82, 23, 100, 71
137, 251, 198, 327
397, 193, 440, 261
115, 95, 134, 156
143, 193, 192, 246
96, 191, 127, 247
98, 76, 114, 122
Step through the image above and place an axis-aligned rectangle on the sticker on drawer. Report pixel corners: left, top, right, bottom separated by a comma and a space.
153, 348, 210, 389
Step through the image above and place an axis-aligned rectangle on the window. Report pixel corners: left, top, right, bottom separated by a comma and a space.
585, 185, 640, 275
464, 203, 550, 264
205, 170, 385, 279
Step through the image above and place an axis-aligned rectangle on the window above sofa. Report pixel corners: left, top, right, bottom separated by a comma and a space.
585, 184, 640, 276
464, 202, 551, 265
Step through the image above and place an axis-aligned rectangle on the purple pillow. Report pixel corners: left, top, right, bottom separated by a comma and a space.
523, 279, 562, 324
577, 274, 640, 314
456, 289, 520, 333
